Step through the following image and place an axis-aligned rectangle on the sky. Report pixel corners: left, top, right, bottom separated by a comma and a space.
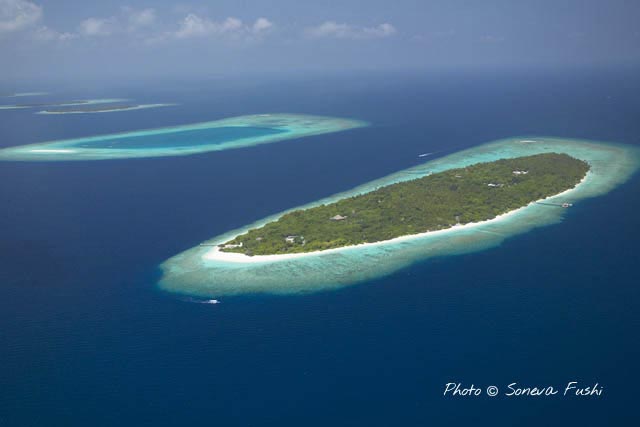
1, 0, 639, 83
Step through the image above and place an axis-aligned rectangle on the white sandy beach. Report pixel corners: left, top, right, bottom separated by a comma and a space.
204, 173, 589, 264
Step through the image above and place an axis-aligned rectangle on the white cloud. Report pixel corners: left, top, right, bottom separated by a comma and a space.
363, 23, 396, 38
175, 14, 239, 38
219, 17, 243, 32
122, 7, 156, 31
173, 13, 209, 38
33, 25, 75, 41
0, 4, 273, 46
171, 14, 273, 40
0, 0, 42, 34
306, 21, 396, 40
252, 17, 273, 33
74, 8, 156, 39
79, 17, 115, 37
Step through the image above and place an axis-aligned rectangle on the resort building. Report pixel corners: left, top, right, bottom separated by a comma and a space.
220, 242, 243, 249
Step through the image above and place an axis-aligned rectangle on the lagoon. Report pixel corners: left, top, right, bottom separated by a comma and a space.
0, 113, 367, 161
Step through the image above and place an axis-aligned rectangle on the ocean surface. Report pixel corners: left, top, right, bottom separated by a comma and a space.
1, 69, 639, 426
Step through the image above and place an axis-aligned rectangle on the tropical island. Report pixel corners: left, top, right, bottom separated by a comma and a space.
221, 153, 589, 256
160, 137, 639, 297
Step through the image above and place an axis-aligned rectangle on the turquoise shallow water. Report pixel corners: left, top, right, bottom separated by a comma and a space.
0, 113, 367, 161
159, 136, 640, 297
71, 126, 285, 149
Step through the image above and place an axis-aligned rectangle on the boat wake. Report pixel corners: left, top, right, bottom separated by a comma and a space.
181, 297, 220, 305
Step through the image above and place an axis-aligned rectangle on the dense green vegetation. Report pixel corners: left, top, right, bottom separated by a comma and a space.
222, 153, 589, 255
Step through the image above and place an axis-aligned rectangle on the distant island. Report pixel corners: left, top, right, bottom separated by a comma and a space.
0, 98, 127, 110
42, 104, 134, 113
0, 92, 48, 98
37, 103, 173, 114
221, 153, 589, 255
0, 114, 367, 161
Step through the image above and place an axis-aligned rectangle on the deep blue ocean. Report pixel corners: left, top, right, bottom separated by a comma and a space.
1, 69, 639, 426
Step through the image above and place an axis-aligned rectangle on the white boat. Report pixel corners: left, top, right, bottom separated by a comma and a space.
206, 299, 220, 304
418, 152, 432, 157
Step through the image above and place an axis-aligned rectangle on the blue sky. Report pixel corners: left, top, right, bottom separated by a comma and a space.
1, 0, 639, 83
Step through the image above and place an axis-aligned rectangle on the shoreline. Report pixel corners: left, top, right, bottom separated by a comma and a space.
204, 174, 588, 264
